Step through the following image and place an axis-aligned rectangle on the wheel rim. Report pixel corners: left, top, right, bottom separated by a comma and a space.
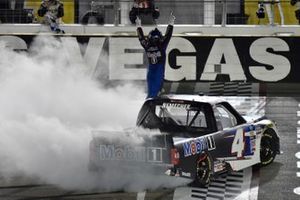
196, 156, 210, 184
260, 135, 275, 163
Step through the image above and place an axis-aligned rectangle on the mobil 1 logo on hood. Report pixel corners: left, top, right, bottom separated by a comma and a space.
165, 37, 299, 83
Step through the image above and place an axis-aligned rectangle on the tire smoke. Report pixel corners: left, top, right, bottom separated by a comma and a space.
0, 36, 188, 192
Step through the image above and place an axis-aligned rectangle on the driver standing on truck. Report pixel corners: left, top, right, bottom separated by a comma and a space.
136, 12, 175, 98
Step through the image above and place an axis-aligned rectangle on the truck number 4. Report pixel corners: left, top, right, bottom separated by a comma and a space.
231, 128, 245, 158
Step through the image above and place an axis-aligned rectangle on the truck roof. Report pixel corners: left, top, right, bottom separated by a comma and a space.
157, 94, 225, 105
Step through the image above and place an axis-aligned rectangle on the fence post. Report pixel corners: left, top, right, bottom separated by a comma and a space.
114, 0, 120, 26
222, 0, 227, 26
204, 0, 215, 25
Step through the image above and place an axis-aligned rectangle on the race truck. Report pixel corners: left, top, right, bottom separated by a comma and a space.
89, 94, 280, 186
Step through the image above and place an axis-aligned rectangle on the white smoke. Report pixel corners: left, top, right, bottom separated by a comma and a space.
0, 36, 188, 192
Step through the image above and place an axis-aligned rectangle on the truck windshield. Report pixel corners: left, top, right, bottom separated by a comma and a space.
136, 100, 213, 134
154, 102, 207, 128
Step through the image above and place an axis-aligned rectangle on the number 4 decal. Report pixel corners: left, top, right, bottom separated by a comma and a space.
231, 128, 245, 158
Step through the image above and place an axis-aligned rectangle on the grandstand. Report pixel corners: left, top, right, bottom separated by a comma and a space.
0, 0, 299, 25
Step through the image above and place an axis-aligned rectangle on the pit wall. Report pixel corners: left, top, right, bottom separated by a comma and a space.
1, 24, 300, 96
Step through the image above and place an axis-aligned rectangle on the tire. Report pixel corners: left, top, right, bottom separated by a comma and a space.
193, 153, 212, 186
260, 129, 277, 166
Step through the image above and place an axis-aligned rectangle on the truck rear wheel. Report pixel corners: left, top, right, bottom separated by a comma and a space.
194, 154, 212, 186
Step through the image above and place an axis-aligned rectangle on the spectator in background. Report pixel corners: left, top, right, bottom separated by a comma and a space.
291, 0, 300, 24
260, 0, 284, 25
129, 0, 159, 24
136, 12, 175, 98
38, 0, 64, 33
0, 0, 34, 23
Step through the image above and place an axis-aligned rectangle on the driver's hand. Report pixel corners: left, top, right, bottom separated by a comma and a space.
135, 16, 142, 27
169, 12, 176, 25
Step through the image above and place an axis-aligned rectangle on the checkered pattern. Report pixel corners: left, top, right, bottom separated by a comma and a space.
189, 171, 244, 200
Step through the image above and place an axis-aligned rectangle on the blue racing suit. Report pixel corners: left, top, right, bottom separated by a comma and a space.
137, 25, 173, 98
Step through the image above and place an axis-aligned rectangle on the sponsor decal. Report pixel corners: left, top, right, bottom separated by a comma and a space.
162, 102, 190, 109
99, 144, 146, 161
181, 171, 191, 177
207, 135, 216, 150
249, 131, 255, 137
147, 147, 164, 163
213, 161, 226, 172
245, 125, 255, 132
147, 51, 162, 64
183, 136, 215, 157
255, 126, 263, 135
250, 136, 256, 152
231, 127, 258, 157
99, 145, 164, 163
